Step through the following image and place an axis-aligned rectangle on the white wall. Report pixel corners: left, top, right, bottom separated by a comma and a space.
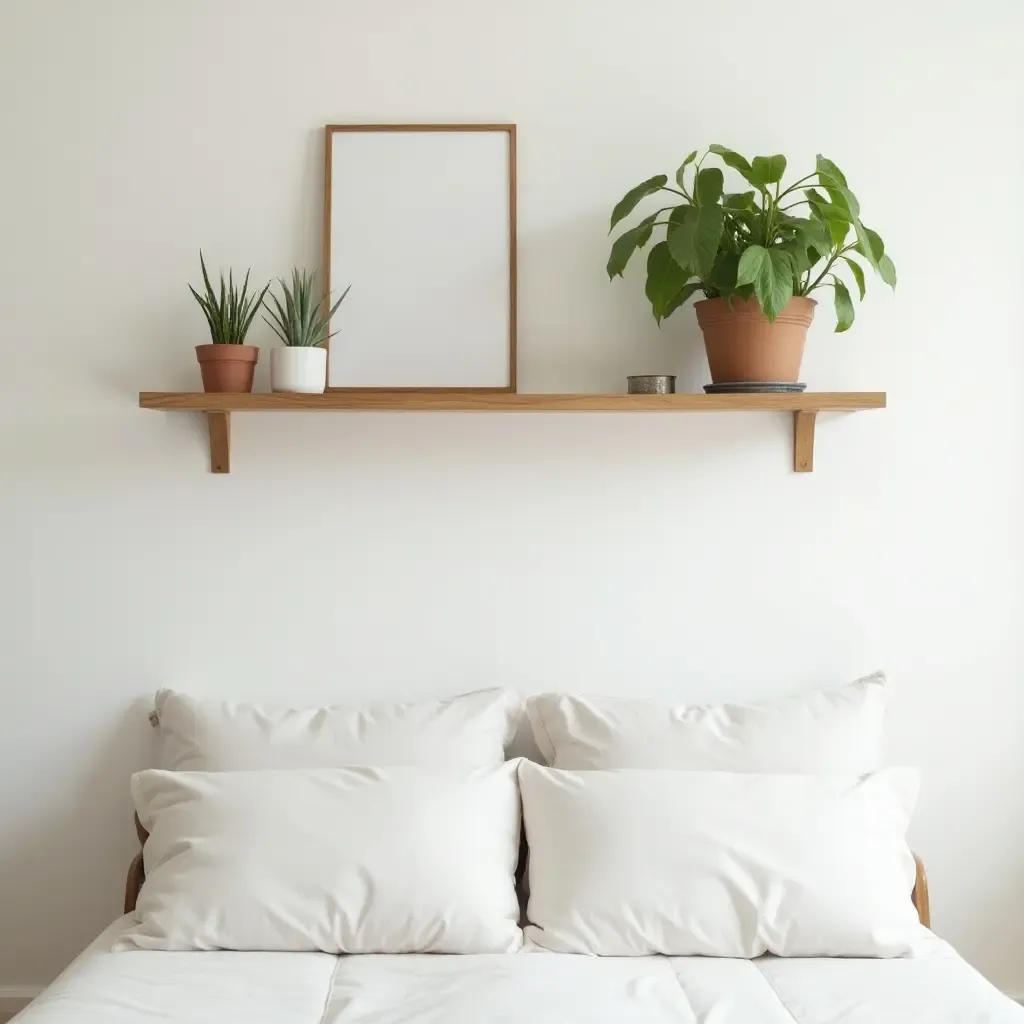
1, 0, 1022, 998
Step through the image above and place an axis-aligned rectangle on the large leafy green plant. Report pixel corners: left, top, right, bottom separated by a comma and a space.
189, 251, 269, 344
263, 269, 351, 347
607, 147, 896, 332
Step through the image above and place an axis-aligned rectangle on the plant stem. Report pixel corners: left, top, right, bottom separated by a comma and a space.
775, 173, 821, 203
805, 244, 857, 293
761, 189, 775, 246
649, 205, 678, 219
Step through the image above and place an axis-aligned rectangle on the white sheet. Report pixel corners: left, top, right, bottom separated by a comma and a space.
14, 916, 1023, 1024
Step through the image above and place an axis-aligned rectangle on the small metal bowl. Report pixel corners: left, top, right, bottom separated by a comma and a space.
627, 374, 676, 395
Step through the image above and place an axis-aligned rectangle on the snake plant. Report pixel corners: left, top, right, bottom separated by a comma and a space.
263, 269, 351, 347
188, 251, 269, 344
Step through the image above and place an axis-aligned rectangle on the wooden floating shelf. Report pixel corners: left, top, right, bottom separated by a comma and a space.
139, 391, 885, 412
139, 391, 886, 474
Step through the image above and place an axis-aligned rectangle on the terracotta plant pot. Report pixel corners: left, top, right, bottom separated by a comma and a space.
195, 344, 259, 393
695, 296, 816, 383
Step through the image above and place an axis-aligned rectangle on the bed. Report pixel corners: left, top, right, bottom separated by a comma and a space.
14, 911, 1022, 1024
12, 852, 1021, 1024
14, 685, 1023, 1023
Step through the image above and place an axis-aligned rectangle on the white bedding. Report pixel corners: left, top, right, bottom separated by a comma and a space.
14, 916, 1023, 1024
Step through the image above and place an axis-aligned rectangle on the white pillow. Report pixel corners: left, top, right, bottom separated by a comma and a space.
519, 761, 925, 958
154, 687, 520, 771
526, 672, 886, 773
118, 764, 522, 953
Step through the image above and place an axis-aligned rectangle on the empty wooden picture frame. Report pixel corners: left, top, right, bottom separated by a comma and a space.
324, 124, 517, 392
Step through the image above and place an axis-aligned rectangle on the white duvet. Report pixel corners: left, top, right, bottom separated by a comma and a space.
14, 916, 1023, 1024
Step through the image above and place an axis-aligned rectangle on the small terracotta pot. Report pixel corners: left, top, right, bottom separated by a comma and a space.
695, 296, 816, 383
195, 344, 259, 393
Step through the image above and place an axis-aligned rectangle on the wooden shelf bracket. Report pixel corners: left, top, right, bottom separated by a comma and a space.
793, 410, 817, 473
207, 412, 231, 474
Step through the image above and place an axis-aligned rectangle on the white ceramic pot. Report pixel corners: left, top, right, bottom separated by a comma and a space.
270, 347, 327, 394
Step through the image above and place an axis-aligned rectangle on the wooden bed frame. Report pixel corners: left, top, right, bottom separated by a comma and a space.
122, 815, 932, 928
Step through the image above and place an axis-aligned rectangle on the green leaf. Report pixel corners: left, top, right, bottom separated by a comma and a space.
814, 164, 861, 223
691, 203, 724, 276
754, 249, 795, 320
878, 253, 897, 289
609, 175, 668, 231
662, 281, 701, 320
802, 218, 842, 251
634, 216, 657, 250
863, 227, 885, 259
781, 242, 812, 278
827, 219, 850, 246
804, 195, 845, 221
825, 181, 861, 218
667, 201, 724, 277
751, 154, 787, 186
807, 199, 851, 247
262, 288, 290, 344
798, 216, 833, 254
852, 226, 886, 277
833, 276, 855, 332
695, 167, 724, 205
842, 256, 867, 300
777, 214, 825, 245
199, 250, 216, 302
725, 209, 759, 239
707, 250, 739, 297
815, 155, 848, 187
241, 285, 269, 342
709, 145, 759, 187
851, 218, 880, 273
816, 181, 875, 274
607, 215, 656, 278
328, 283, 352, 320
644, 241, 691, 322
675, 151, 698, 189
736, 245, 769, 288
724, 191, 756, 210
218, 270, 228, 340
189, 286, 219, 342
666, 207, 696, 271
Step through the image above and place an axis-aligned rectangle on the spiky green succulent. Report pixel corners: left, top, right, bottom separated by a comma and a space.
263, 269, 350, 347
188, 251, 269, 344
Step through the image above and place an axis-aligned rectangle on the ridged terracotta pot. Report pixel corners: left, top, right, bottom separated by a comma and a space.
195, 344, 259, 393
695, 296, 816, 383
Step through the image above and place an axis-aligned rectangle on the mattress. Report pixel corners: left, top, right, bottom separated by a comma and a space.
13, 915, 1023, 1024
